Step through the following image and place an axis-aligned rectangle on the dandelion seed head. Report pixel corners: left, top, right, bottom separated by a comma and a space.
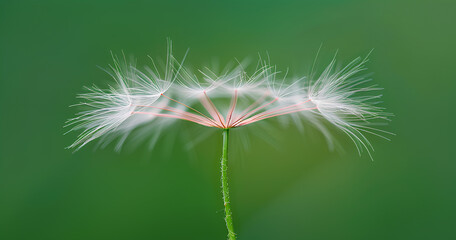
66, 44, 392, 158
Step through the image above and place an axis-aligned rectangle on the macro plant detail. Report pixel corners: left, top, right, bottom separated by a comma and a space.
66, 43, 391, 240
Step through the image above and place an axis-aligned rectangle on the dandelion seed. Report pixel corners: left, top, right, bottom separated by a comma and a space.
66, 42, 392, 240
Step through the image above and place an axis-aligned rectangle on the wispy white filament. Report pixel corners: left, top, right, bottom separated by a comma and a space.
66, 44, 393, 158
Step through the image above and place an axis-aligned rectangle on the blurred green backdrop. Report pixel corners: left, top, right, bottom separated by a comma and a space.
1, 0, 455, 239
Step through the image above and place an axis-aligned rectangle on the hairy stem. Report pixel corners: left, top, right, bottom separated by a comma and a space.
221, 128, 236, 240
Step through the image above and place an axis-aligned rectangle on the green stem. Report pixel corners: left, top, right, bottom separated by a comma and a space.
221, 128, 236, 240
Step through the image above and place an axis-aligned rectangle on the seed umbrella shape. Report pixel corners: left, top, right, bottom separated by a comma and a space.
66, 42, 392, 240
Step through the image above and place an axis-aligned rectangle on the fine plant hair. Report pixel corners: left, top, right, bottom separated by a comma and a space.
65, 41, 393, 240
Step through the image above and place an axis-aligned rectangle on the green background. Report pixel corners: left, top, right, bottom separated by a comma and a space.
1, 0, 455, 239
